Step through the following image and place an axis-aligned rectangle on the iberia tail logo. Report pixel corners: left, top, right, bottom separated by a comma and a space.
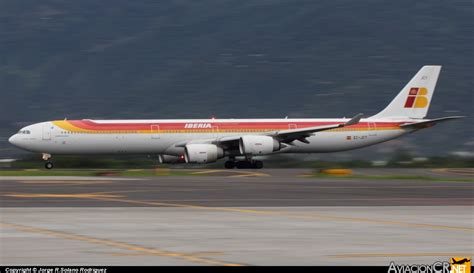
404, 87, 429, 108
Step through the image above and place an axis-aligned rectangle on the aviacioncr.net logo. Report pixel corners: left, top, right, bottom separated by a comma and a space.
388, 258, 471, 273
388, 261, 450, 273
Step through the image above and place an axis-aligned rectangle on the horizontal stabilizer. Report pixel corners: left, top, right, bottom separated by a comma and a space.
400, 116, 465, 129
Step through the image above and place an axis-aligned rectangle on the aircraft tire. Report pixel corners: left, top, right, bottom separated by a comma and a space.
236, 161, 252, 169
252, 160, 263, 169
224, 161, 235, 169
45, 161, 54, 169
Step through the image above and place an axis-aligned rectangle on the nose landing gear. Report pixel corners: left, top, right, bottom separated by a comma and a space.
42, 153, 54, 169
45, 161, 54, 169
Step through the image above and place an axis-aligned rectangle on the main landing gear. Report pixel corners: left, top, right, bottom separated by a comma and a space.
42, 153, 54, 169
224, 160, 263, 169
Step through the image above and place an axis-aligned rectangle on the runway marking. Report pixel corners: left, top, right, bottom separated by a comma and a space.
0, 176, 139, 181
4, 193, 124, 199
127, 197, 473, 202
19, 180, 114, 185
97, 188, 223, 193
433, 168, 474, 176
88, 251, 224, 257
253, 185, 472, 189
192, 170, 270, 177
81, 196, 473, 232
0, 222, 242, 266
329, 252, 474, 258
229, 173, 269, 178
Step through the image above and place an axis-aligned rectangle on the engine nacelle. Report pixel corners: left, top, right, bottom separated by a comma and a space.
184, 144, 224, 164
239, 135, 281, 155
158, 154, 185, 164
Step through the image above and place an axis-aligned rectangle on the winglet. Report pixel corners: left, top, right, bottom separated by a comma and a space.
345, 113, 364, 126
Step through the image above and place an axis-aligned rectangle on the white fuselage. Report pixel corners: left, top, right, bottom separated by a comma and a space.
9, 118, 411, 156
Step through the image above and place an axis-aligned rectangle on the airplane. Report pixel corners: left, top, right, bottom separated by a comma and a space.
9, 65, 463, 169
451, 258, 471, 265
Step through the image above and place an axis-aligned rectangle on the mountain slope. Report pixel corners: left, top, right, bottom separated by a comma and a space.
0, 0, 472, 157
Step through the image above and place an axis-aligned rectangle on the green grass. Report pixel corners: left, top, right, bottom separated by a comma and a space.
308, 173, 474, 182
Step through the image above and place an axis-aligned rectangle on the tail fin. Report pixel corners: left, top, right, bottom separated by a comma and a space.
370, 65, 441, 119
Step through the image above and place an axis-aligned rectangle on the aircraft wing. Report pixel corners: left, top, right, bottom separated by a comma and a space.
212, 113, 363, 147
173, 113, 363, 149
270, 113, 363, 144
400, 116, 464, 130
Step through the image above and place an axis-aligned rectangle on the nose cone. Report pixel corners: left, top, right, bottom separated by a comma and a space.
8, 134, 18, 146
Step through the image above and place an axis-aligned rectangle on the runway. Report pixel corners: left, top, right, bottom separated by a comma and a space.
1, 169, 473, 265
1, 169, 472, 207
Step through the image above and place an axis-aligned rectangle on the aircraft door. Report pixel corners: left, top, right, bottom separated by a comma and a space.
42, 124, 51, 140
212, 126, 219, 137
151, 125, 160, 139
368, 122, 377, 136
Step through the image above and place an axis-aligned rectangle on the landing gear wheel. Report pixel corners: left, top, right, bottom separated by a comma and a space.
252, 160, 263, 169
236, 161, 252, 169
45, 161, 54, 169
224, 161, 235, 169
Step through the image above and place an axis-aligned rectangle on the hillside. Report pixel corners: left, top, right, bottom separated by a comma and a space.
0, 0, 472, 158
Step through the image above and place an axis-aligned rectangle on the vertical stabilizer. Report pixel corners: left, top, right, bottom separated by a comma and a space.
370, 66, 441, 119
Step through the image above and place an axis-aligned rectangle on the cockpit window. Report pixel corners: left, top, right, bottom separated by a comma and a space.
17, 130, 31, 134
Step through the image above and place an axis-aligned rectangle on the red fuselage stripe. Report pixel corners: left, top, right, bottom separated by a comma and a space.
64, 120, 402, 131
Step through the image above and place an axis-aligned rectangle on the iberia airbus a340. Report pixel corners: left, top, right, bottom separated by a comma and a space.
9, 66, 462, 169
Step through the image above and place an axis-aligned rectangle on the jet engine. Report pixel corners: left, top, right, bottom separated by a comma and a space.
158, 154, 185, 164
239, 135, 281, 155
184, 144, 224, 163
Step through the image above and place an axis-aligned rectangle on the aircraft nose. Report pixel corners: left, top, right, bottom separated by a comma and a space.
8, 134, 18, 146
